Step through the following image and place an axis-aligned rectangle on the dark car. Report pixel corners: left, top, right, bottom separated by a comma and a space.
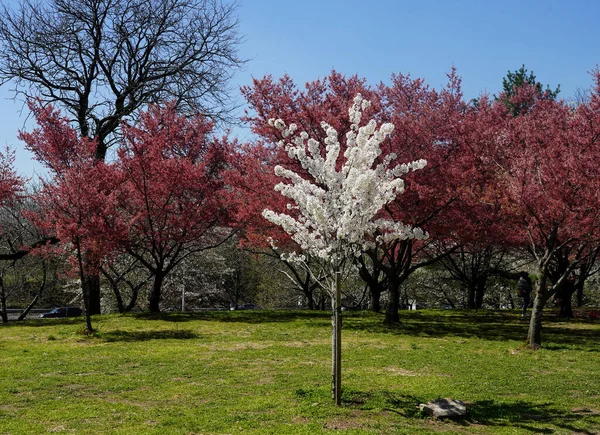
40, 307, 83, 318
233, 303, 261, 310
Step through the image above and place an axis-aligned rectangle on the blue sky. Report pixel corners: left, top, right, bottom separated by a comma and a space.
2, 0, 600, 177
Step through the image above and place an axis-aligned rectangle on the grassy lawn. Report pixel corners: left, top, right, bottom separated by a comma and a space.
0, 309, 599, 434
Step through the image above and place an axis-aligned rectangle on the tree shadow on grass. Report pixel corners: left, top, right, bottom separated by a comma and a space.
295, 386, 427, 418
132, 310, 332, 326
343, 310, 600, 350
332, 389, 600, 434
345, 311, 527, 342
469, 400, 600, 434
130, 309, 599, 350
99, 329, 199, 342
0, 317, 86, 328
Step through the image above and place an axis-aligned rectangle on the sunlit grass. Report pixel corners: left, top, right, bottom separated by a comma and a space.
1, 309, 599, 434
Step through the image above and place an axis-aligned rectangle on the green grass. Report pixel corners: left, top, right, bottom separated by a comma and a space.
1, 309, 599, 434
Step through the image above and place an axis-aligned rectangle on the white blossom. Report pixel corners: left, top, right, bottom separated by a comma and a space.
264, 95, 428, 264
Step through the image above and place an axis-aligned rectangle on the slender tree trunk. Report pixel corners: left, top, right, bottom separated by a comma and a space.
370, 286, 382, 313
385, 275, 400, 324
124, 282, 140, 312
357, 255, 384, 313
0, 297, 7, 323
18, 294, 40, 320
82, 276, 95, 333
86, 273, 101, 315
18, 261, 48, 320
475, 278, 486, 309
527, 279, 547, 350
467, 284, 476, 309
76, 244, 94, 333
149, 272, 166, 313
0, 276, 7, 324
113, 286, 125, 313
100, 268, 124, 313
331, 267, 342, 406
319, 292, 327, 310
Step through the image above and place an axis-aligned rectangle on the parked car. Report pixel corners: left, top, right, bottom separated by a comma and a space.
232, 303, 262, 311
40, 307, 83, 318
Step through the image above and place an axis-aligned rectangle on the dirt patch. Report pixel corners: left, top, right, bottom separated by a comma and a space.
0, 404, 19, 412
284, 340, 327, 347
292, 415, 310, 424
384, 366, 421, 376
211, 342, 270, 351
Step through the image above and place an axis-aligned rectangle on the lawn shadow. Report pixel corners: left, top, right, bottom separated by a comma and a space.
0, 317, 87, 328
337, 389, 600, 434
377, 391, 427, 418
345, 310, 528, 342
99, 329, 199, 342
469, 399, 600, 434
133, 310, 332, 326
295, 386, 427, 418
342, 310, 600, 350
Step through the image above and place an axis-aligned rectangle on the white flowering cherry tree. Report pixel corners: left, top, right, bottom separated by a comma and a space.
263, 94, 428, 405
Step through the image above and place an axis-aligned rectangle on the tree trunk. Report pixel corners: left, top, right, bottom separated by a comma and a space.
331, 268, 342, 406
82, 275, 94, 333
149, 272, 165, 313
124, 282, 140, 312
467, 284, 476, 309
75, 243, 94, 333
385, 276, 400, 324
370, 286, 382, 313
86, 273, 101, 315
319, 292, 327, 310
0, 288, 8, 323
18, 261, 47, 321
18, 294, 40, 320
357, 255, 385, 313
304, 287, 316, 310
557, 284, 576, 319
475, 278, 486, 309
527, 279, 548, 350
0, 277, 7, 324
0, 297, 7, 323
527, 296, 543, 349
113, 286, 125, 313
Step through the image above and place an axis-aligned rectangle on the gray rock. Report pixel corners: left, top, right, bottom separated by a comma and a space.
419, 398, 467, 419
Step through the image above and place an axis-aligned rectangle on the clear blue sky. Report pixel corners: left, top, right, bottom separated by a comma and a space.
2, 0, 600, 177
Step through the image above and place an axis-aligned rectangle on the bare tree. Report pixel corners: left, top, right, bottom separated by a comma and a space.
0, 0, 244, 157
0, 195, 63, 321
0, 0, 244, 313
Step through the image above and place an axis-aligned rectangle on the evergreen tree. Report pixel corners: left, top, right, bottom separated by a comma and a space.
498, 65, 560, 116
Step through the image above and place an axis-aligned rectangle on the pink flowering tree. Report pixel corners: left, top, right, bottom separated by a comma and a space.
20, 104, 122, 333
114, 104, 236, 313
263, 94, 427, 405
0, 147, 21, 205
467, 81, 600, 349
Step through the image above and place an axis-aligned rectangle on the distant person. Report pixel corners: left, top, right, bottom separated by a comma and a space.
517, 272, 532, 317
